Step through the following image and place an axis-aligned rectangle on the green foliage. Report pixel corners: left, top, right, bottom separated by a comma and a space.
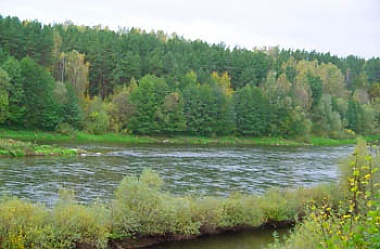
85, 97, 110, 134
57, 83, 84, 129
2, 56, 25, 126
0, 138, 78, 157
312, 94, 342, 137
365, 58, 380, 84
128, 75, 169, 134
108, 83, 136, 132
220, 193, 264, 227
234, 85, 271, 136
183, 80, 234, 136
0, 193, 109, 249
267, 139, 380, 249
51, 190, 110, 248
308, 74, 323, 108
20, 56, 59, 130
1, 14, 380, 138
0, 67, 11, 123
111, 169, 199, 236
0, 197, 50, 249
159, 92, 187, 134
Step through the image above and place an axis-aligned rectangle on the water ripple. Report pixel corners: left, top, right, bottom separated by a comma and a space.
0, 144, 354, 205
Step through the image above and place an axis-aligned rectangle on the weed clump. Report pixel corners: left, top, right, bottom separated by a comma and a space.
267, 138, 380, 249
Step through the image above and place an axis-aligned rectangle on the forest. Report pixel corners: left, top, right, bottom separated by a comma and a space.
1, 15, 380, 139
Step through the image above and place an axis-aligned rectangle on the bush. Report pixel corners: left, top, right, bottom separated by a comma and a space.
51, 190, 110, 248
111, 169, 199, 236
190, 197, 225, 232
56, 123, 76, 136
267, 139, 380, 249
220, 193, 264, 227
0, 197, 50, 248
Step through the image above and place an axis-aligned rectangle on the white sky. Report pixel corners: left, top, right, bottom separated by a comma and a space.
2, 0, 380, 58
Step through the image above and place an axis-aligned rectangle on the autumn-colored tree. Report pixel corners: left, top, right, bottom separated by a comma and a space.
312, 94, 342, 137
57, 50, 89, 103
108, 80, 137, 132
317, 62, 347, 98
211, 71, 233, 97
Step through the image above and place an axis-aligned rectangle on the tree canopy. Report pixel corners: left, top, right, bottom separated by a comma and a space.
0, 15, 379, 139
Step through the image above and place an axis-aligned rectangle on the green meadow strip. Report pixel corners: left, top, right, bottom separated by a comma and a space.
0, 129, 369, 146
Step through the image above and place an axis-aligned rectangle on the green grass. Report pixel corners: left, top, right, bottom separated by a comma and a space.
309, 136, 356, 146
0, 128, 369, 146
0, 138, 78, 157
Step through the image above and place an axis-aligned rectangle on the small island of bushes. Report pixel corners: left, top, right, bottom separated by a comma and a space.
0, 138, 81, 157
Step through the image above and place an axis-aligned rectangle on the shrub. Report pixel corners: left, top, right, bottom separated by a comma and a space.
0, 197, 50, 248
190, 197, 225, 232
51, 190, 110, 248
111, 169, 199, 236
267, 139, 380, 249
259, 188, 299, 222
220, 193, 264, 227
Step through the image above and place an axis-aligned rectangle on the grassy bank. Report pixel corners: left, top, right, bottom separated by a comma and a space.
0, 129, 373, 146
0, 139, 80, 157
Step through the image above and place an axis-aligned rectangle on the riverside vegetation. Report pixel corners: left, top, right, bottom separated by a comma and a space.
0, 128, 364, 146
266, 139, 380, 249
0, 138, 79, 157
0, 139, 379, 248
0, 15, 380, 142
1, 14, 380, 248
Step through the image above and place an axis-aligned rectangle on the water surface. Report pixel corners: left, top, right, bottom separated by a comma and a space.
0, 144, 353, 205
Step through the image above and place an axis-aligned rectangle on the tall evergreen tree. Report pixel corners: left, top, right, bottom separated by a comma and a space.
234, 85, 271, 136
0, 67, 10, 123
128, 75, 169, 134
2, 57, 25, 126
20, 56, 59, 130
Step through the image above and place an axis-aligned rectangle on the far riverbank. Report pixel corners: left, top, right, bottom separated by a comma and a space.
1, 129, 376, 147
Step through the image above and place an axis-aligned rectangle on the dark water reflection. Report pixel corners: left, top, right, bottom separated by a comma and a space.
152, 228, 288, 249
0, 144, 353, 205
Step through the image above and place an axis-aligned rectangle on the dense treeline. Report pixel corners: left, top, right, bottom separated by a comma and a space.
1, 15, 380, 139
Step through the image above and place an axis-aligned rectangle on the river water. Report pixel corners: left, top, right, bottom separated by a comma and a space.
0, 144, 353, 249
0, 144, 353, 205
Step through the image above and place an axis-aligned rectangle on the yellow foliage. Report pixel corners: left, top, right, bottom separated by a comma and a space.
211, 71, 234, 97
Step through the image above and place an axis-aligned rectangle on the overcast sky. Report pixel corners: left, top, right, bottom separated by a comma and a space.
2, 0, 379, 58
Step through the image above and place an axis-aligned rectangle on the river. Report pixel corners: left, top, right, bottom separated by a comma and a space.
0, 144, 353, 205
0, 144, 353, 249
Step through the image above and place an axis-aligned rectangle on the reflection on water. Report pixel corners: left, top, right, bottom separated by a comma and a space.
0, 144, 353, 205
152, 228, 288, 249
